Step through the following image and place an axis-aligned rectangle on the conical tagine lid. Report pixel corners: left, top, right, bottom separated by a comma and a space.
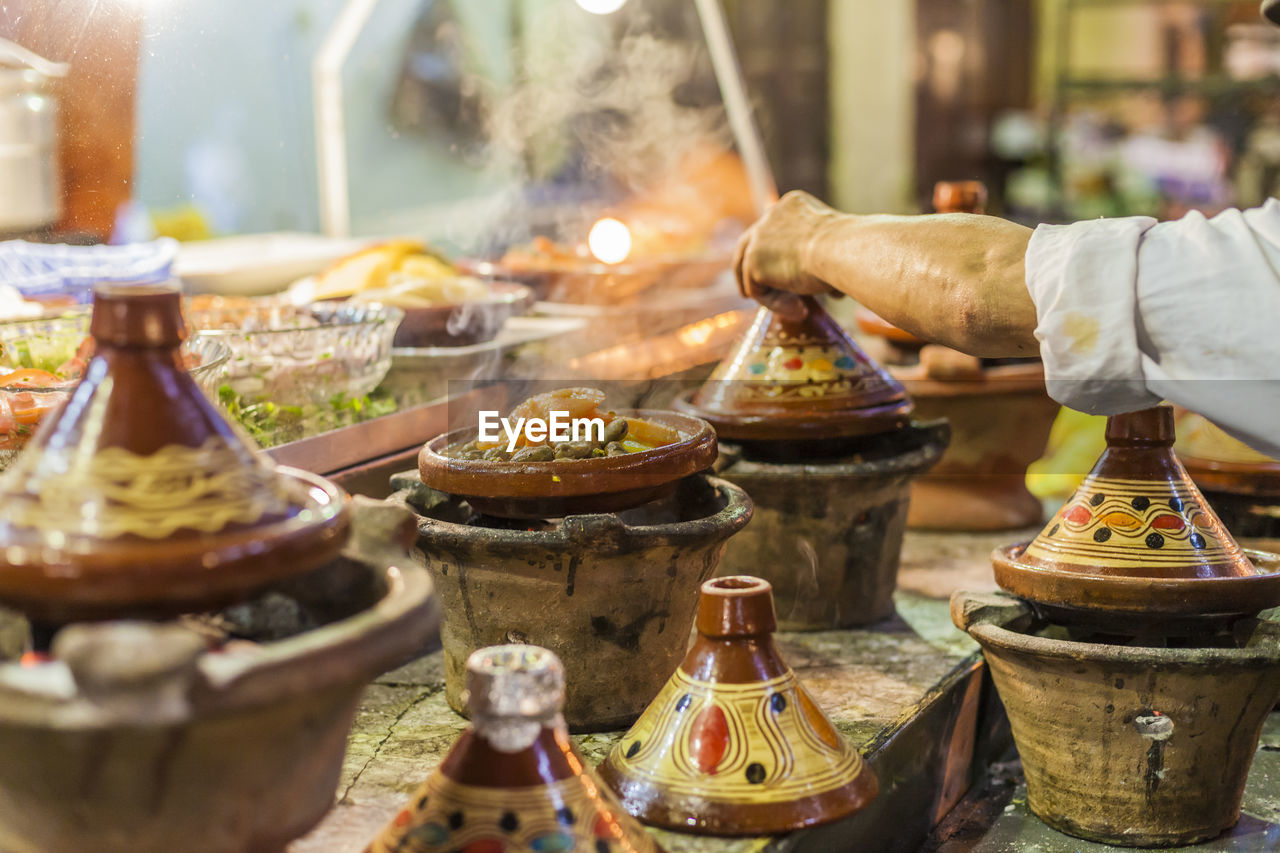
678, 297, 912, 442
993, 406, 1280, 622
598, 576, 878, 836
367, 645, 661, 853
0, 282, 349, 622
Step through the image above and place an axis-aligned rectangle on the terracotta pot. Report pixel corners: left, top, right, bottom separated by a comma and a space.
0, 282, 350, 622
993, 406, 1280, 629
390, 472, 752, 731
678, 296, 912, 443
0, 499, 438, 853
952, 590, 1280, 846
599, 576, 878, 835
367, 645, 660, 853
714, 421, 949, 630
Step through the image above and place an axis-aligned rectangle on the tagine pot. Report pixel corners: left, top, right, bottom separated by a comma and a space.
389, 471, 752, 732
993, 406, 1280, 631
952, 590, 1280, 846
0, 282, 350, 623
599, 576, 878, 835
0, 499, 438, 853
713, 421, 948, 630
368, 644, 660, 853
1174, 406, 1280, 538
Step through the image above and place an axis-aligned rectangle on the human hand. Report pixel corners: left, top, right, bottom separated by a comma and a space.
733, 190, 841, 321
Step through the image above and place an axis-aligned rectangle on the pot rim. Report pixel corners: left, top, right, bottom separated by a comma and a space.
955, 590, 1280, 667
0, 553, 438, 725
991, 541, 1280, 618
403, 473, 753, 551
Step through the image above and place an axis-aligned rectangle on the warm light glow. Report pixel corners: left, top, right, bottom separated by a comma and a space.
575, 0, 628, 14
587, 217, 632, 264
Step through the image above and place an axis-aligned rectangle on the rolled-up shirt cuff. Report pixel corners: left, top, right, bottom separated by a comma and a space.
1025, 217, 1164, 415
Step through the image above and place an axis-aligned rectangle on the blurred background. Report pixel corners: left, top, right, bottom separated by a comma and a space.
3, 0, 1276, 246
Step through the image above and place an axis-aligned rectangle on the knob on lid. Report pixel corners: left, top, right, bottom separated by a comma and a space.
90, 282, 187, 348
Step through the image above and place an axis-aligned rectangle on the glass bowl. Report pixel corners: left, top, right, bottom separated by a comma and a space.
190, 301, 402, 406
0, 311, 232, 393
0, 314, 232, 470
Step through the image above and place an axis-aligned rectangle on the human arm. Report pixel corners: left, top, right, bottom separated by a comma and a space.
733, 190, 1039, 357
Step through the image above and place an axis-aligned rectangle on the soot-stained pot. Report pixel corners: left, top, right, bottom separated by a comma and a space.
599, 576, 878, 835
713, 421, 949, 630
993, 406, 1280, 631
952, 590, 1280, 847
389, 471, 752, 732
0, 498, 438, 853
0, 282, 350, 623
366, 645, 660, 853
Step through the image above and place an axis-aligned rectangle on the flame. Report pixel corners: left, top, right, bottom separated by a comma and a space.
587, 217, 633, 264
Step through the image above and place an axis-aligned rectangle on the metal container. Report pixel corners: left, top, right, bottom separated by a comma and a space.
0, 38, 66, 234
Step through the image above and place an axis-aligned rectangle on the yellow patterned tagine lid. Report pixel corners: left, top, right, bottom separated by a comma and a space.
367, 644, 661, 853
677, 297, 912, 442
992, 406, 1280, 623
597, 576, 878, 836
0, 282, 350, 623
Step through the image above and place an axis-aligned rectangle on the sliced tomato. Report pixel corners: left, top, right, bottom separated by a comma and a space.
0, 368, 65, 389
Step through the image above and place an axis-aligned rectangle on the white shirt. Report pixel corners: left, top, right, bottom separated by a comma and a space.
1025, 199, 1280, 458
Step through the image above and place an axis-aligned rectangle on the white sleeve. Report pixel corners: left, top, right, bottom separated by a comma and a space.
1025, 200, 1280, 459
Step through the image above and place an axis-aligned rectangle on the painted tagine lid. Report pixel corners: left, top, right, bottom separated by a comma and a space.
992, 406, 1280, 623
0, 282, 350, 622
366, 644, 661, 853
598, 576, 878, 836
677, 297, 912, 442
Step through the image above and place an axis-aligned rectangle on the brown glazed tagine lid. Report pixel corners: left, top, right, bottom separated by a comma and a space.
677, 297, 912, 442
992, 406, 1280, 625
366, 644, 661, 853
598, 576, 878, 836
0, 282, 350, 622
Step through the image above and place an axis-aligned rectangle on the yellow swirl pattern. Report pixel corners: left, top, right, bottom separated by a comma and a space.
3, 438, 291, 539
607, 668, 865, 805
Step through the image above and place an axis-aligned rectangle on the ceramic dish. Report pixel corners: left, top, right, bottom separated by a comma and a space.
380, 281, 534, 348
456, 252, 730, 306
991, 542, 1280, 630
418, 410, 717, 518
191, 301, 402, 406
176, 233, 373, 296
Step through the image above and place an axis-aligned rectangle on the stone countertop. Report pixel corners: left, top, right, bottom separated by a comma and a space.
291, 527, 1019, 853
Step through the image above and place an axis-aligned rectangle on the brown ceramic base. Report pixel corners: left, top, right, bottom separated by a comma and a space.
953, 591, 1280, 847
0, 500, 437, 853
992, 542, 1280, 630
0, 467, 350, 624
714, 421, 948, 630
389, 472, 752, 731
603, 770, 878, 837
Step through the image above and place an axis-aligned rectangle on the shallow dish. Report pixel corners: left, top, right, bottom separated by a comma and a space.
191, 301, 402, 406
417, 409, 717, 518
456, 252, 730, 306
384, 281, 534, 348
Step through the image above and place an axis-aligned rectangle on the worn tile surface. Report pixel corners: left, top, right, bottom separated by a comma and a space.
293, 528, 1028, 852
